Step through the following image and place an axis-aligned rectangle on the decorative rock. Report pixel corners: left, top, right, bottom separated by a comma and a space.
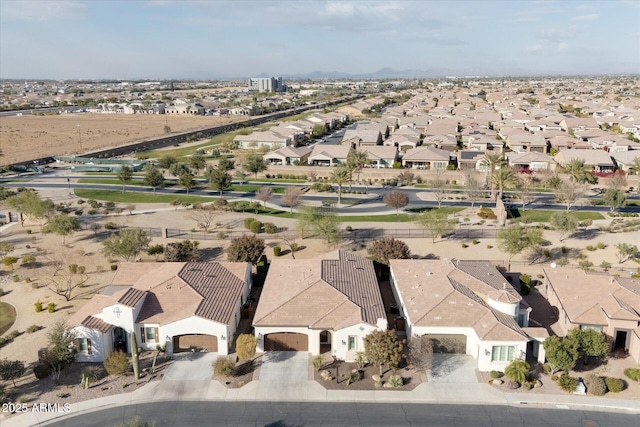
534, 380, 542, 388
372, 374, 381, 382
383, 381, 393, 388
492, 379, 503, 386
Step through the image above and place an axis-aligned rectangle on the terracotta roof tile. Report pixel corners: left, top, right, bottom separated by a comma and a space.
81, 316, 112, 333
117, 288, 147, 308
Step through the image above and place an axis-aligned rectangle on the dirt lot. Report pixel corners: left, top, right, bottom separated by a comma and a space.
0, 113, 244, 165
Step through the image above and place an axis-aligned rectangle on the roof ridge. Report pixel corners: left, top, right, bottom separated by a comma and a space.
253, 278, 328, 324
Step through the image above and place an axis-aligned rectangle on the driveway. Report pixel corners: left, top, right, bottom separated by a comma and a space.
164, 352, 218, 381
259, 351, 309, 382
427, 354, 477, 383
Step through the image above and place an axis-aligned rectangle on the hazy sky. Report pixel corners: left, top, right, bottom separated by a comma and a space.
1, 0, 639, 79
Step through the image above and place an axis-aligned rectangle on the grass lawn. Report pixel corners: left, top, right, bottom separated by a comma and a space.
0, 301, 17, 336
231, 185, 285, 194
74, 189, 212, 204
510, 209, 604, 222
247, 178, 307, 184
77, 178, 178, 188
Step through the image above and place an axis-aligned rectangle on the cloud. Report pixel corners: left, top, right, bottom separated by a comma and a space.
526, 44, 543, 52
571, 13, 599, 21
0, 0, 85, 22
557, 42, 569, 52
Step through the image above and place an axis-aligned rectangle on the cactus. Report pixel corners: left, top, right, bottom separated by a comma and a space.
131, 331, 139, 380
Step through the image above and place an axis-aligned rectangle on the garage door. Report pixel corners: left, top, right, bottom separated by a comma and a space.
172, 334, 218, 353
264, 333, 308, 351
426, 334, 467, 354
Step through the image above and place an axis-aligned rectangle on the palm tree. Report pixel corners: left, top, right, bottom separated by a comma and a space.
330, 165, 351, 205
491, 167, 517, 200
563, 158, 588, 183
480, 153, 506, 200
628, 157, 640, 176
504, 359, 530, 384
346, 150, 370, 184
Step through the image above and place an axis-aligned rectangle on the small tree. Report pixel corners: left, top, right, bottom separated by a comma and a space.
2, 256, 18, 270
164, 240, 200, 262
116, 165, 133, 193
543, 335, 579, 374
497, 225, 543, 263
504, 359, 530, 384
0, 359, 26, 387
190, 204, 217, 232
42, 214, 81, 244
189, 153, 206, 175
330, 165, 351, 204
415, 210, 455, 243
363, 329, 403, 376
178, 172, 195, 196
206, 166, 232, 196
407, 335, 433, 372
369, 237, 411, 265
143, 165, 164, 193
255, 186, 274, 207
45, 320, 77, 383
602, 188, 626, 212
236, 334, 257, 363
568, 328, 608, 365
464, 172, 484, 210
101, 228, 152, 262
227, 234, 265, 264
147, 244, 164, 261
550, 212, 578, 242
615, 243, 638, 263
383, 190, 409, 215
0, 242, 15, 257
281, 186, 303, 213
243, 153, 267, 178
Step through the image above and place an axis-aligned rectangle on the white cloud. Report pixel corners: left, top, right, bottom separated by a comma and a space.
0, 0, 85, 22
527, 44, 543, 52
557, 42, 569, 52
571, 13, 599, 21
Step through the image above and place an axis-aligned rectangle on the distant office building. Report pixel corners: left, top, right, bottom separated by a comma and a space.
248, 77, 284, 93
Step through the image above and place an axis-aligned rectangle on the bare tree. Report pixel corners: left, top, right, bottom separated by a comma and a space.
42, 252, 90, 301
431, 169, 449, 209
383, 190, 409, 215
255, 186, 274, 206
517, 174, 537, 211
606, 172, 628, 191
554, 180, 588, 212
463, 171, 484, 211
281, 187, 303, 214
190, 204, 218, 232
407, 335, 433, 372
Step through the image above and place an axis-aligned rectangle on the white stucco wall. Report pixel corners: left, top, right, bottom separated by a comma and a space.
71, 326, 111, 363
159, 316, 230, 355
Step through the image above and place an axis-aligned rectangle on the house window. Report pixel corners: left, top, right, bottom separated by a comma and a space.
77, 338, 92, 354
140, 327, 159, 343
579, 325, 603, 332
491, 346, 515, 362
348, 336, 357, 351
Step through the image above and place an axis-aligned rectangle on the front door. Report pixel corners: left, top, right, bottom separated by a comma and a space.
615, 330, 628, 349
113, 327, 128, 353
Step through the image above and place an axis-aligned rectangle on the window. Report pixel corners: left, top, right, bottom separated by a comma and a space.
491, 346, 515, 362
579, 325, 603, 332
77, 338, 92, 354
140, 327, 158, 343
348, 336, 357, 351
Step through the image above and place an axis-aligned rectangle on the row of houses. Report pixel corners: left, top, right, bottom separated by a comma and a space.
65, 252, 640, 372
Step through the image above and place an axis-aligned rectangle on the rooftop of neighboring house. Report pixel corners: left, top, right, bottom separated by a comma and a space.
507, 131, 547, 146
506, 151, 554, 164
264, 146, 312, 159
309, 144, 352, 159
360, 145, 398, 160
425, 119, 458, 136
458, 149, 488, 162
545, 267, 640, 326
402, 146, 451, 162
553, 149, 615, 166
389, 259, 528, 342
253, 251, 386, 329
232, 130, 290, 142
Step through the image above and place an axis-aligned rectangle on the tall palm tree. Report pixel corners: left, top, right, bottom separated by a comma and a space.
563, 158, 588, 183
480, 153, 505, 200
346, 150, 370, 184
330, 165, 351, 205
491, 167, 517, 200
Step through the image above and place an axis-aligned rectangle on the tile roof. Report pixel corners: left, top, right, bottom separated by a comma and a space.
117, 288, 147, 308
81, 316, 112, 333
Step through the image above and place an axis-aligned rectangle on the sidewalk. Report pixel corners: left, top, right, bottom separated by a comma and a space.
4, 378, 640, 427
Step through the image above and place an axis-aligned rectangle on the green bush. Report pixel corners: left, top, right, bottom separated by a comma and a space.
249, 221, 262, 233
213, 357, 235, 377
104, 351, 129, 376
586, 245, 596, 251
388, 374, 403, 388
585, 374, 606, 396
264, 222, 277, 234
26, 325, 43, 333
273, 246, 281, 257
596, 242, 606, 249
605, 377, 625, 393
312, 355, 323, 371
34, 300, 43, 313
33, 364, 50, 379
461, 243, 468, 248
490, 370, 503, 379
244, 218, 256, 230
82, 366, 107, 384
624, 368, 640, 382
522, 382, 532, 391
47, 302, 56, 313
478, 207, 497, 220
558, 375, 578, 392
110, 264, 118, 271
104, 222, 118, 230
542, 363, 552, 374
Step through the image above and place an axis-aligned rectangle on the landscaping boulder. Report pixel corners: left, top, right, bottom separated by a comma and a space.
492, 379, 503, 386
372, 374, 381, 382
534, 380, 543, 388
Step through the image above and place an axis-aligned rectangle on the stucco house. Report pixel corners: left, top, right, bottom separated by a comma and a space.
263, 146, 312, 165
308, 144, 352, 166
544, 267, 640, 363
233, 130, 293, 150
253, 251, 387, 361
506, 152, 556, 172
553, 150, 616, 173
67, 262, 252, 362
389, 259, 545, 372
361, 145, 399, 168
401, 146, 451, 169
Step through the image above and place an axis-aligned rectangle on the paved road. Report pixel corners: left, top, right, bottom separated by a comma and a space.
43, 401, 639, 426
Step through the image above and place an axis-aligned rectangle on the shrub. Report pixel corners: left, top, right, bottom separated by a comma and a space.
104, 351, 129, 376
388, 374, 403, 388
249, 221, 262, 234
522, 382, 532, 391
624, 368, 640, 382
542, 363, 552, 374
82, 366, 106, 384
34, 300, 43, 313
6, 330, 20, 340
244, 218, 256, 230
312, 355, 323, 371
478, 207, 497, 220
104, 222, 118, 230
213, 357, 235, 377
47, 302, 56, 313
543, 249, 551, 258
273, 246, 281, 257
26, 325, 43, 333
605, 377, 625, 393
558, 375, 578, 392
551, 374, 559, 381
472, 239, 480, 245
597, 242, 606, 249
461, 243, 469, 248
585, 374, 606, 396
490, 370, 503, 379
586, 245, 596, 251
110, 264, 118, 271
33, 364, 50, 379
486, 245, 493, 249
264, 222, 277, 234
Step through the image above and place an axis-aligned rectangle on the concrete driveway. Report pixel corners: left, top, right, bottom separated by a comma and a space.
164, 352, 218, 381
427, 354, 477, 383
259, 351, 309, 382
